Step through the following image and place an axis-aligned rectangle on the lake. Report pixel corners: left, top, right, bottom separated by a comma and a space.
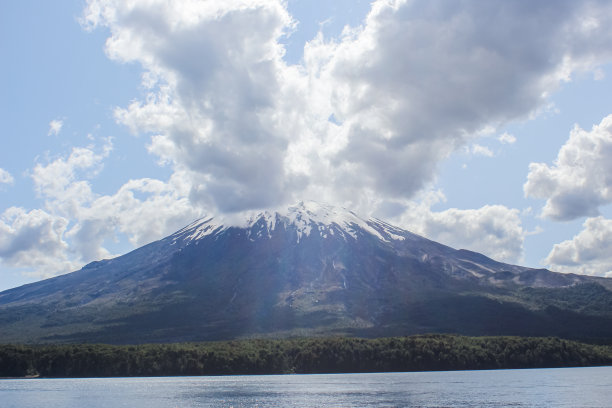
1, 366, 611, 407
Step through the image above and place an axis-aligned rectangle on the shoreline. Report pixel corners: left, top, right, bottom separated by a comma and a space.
2, 365, 612, 380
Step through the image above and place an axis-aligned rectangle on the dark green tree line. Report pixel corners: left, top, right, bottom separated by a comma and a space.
1, 335, 611, 378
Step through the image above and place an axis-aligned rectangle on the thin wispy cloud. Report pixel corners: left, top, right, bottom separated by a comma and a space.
48, 119, 63, 136
0, 169, 13, 185
471, 144, 495, 158
498, 132, 517, 145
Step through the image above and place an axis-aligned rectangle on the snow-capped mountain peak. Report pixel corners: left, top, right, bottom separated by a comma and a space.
171, 201, 409, 244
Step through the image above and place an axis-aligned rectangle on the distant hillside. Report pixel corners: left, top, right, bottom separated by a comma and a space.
1, 201, 612, 344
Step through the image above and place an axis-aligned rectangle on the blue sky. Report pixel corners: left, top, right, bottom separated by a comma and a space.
2, 0, 612, 291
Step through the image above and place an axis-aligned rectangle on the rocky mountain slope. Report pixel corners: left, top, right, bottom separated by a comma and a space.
1, 201, 612, 344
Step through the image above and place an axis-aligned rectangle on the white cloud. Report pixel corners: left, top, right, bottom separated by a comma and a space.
0, 207, 76, 277
498, 132, 517, 144
60, 175, 199, 262
2, 142, 201, 278
471, 144, 494, 157
83, 0, 299, 214
524, 114, 612, 220
546, 216, 612, 277
31, 142, 113, 217
81, 0, 612, 217
426, 205, 524, 263
70, 174, 199, 250
384, 193, 525, 264
305, 0, 612, 207
0, 168, 14, 185
48, 119, 63, 136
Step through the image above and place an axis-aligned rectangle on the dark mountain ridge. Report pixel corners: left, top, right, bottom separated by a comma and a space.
1, 201, 612, 344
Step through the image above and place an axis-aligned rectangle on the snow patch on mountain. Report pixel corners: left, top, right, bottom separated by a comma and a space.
170, 217, 227, 244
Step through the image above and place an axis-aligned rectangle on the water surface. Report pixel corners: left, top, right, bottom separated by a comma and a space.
2, 366, 611, 407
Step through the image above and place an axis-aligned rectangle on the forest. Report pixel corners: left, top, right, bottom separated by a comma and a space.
1, 334, 612, 378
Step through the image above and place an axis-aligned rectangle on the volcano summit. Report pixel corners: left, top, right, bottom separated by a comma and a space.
1, 201, 612, 344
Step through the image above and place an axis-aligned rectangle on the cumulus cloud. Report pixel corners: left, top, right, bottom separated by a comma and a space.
82, 0, 612, 216
0, 207, 76, 277
304, 0, 612, 207
394, 195, 525, 263
0, 168, 13, 185
31, 145, 108, 215
84, 0, 298, 213
48, 119, 63, 136
0, 142, 201, 278
525, 114, 612, 220
427, 206, 524, 263
546, 216, 612, 277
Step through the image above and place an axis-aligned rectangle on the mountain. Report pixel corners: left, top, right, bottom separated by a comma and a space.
1, 201, 612, 344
